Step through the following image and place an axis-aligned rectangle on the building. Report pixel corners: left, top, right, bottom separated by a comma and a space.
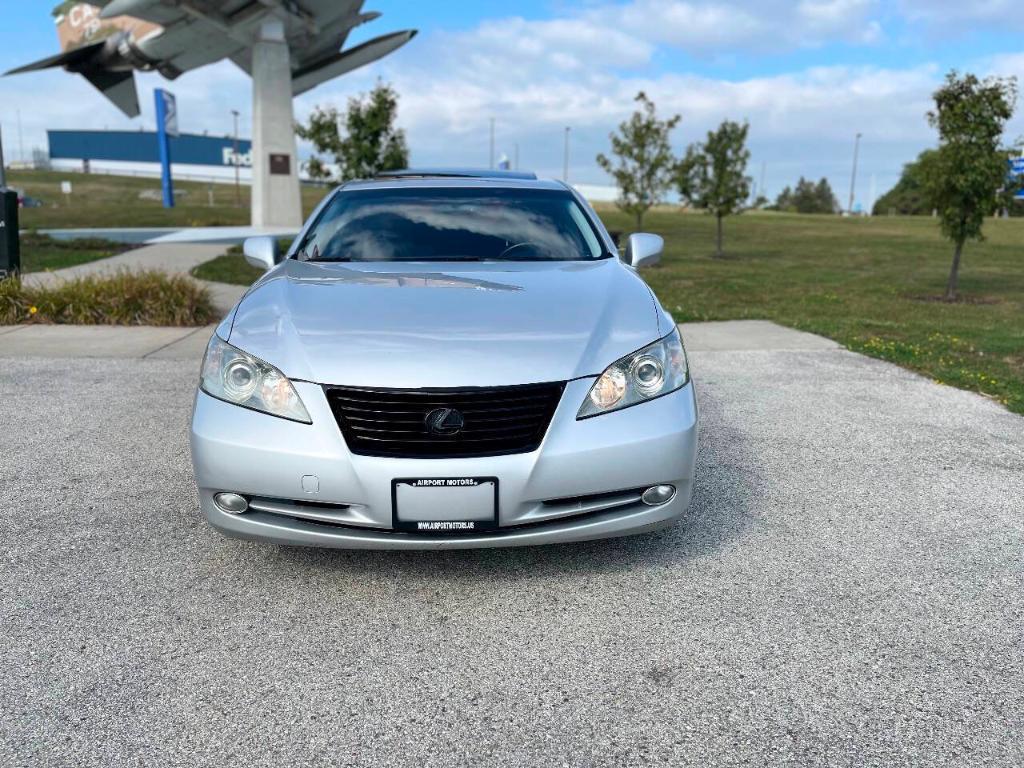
48, 129, 254, 184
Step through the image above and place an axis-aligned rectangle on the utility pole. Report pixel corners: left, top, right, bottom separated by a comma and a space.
231, 109, 241, 208
16, 110, 24, 166
0, 124, 6, 187
848, 132, 862, 215
563, 126, 571, 183
489, 117, 495, 169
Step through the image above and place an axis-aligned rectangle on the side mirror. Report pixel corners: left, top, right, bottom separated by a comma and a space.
243, 236, 279, 271
625, 233, 663, 268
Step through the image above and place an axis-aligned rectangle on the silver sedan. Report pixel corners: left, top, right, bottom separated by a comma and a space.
189, 170, 698, 549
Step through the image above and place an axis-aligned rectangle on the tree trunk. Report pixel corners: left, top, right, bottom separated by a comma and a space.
715, 214, 724, 258
945, 240, 964, 300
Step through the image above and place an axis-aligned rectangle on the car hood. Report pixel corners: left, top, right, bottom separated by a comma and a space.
227, 259, 663, 387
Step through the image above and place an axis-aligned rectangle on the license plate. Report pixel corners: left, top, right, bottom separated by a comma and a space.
392, 477, 499, 533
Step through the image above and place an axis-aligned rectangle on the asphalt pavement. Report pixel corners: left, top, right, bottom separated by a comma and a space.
1, 324, 1021, 767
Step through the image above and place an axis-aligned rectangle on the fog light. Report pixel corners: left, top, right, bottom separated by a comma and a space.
214, 492, 248, 514
642, 485, 676, 506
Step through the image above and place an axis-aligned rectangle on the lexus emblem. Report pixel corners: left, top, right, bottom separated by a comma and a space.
425, 407, 465, 436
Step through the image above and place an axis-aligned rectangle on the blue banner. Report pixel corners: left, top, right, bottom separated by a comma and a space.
1011, 158, 1024, 201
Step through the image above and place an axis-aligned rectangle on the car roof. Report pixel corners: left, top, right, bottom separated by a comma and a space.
341, 168, 569, 193
376, 168, 539, 181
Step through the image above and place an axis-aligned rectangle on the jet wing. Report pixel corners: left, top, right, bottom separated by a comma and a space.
292, 30, 417, 96
3, 40, 140, 118
8, 1, 415, 113
97, 0, 364, 39
4, 41, 105, 75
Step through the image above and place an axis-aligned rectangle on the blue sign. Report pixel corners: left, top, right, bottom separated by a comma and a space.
1011, 158, 1024, 201
48, 131, 252, 168
155, 89, 175, 208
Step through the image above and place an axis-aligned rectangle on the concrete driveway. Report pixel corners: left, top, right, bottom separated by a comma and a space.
1, 322, 1021, 767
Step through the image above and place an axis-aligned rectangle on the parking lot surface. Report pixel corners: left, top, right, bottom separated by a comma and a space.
1, 329, 1022, 767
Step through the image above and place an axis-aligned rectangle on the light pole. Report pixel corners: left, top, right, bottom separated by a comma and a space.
0, 124, 6, 188
563, 126, 571, 183
16, 110, 24, 166
231, 109, 240, 208
848, 132, 862, 215
489, 117, 495, 169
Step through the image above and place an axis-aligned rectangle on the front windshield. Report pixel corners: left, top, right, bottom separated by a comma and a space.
295, 187, 608, 263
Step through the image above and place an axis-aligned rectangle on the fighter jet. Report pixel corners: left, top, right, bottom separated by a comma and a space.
5, 1, 417, 117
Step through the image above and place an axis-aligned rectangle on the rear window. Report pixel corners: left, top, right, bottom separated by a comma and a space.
294, 187, 608, 263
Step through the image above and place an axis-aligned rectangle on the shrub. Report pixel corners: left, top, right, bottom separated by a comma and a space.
0, 270, 217, 326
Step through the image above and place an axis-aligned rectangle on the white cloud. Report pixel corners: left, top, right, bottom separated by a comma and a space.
587, 0, 883, 54
898, 0, 1021, 26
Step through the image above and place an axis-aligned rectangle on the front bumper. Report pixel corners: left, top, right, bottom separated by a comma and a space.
189, 378, 699, 550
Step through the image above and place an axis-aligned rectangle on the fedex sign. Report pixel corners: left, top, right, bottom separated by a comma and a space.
223, 147, 253, 167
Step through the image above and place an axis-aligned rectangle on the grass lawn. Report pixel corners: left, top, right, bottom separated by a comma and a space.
2, 270, 215, 326
19, 232, 125, 273
8, 169, 330, 229
11, 165, 1021, 415
595, 207, 1024, 415
191, 245, 264, 285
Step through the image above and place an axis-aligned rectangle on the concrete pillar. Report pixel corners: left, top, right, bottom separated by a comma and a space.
251, 18, 302, 228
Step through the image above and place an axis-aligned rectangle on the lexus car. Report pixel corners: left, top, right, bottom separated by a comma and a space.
189, 169, 699, 549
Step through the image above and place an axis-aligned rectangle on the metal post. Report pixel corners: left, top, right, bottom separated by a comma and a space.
563, 126, 571, 183
232, 109, 241, 208
0, 125, 21, 280
848, 132, 862, 215
155, 89, 175, 208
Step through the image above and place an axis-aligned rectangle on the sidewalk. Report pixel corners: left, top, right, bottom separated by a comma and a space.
0, 324, 216, 359
22, 243, 248, 316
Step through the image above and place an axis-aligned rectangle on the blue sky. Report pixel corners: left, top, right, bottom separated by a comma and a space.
1, 0, 1022, 206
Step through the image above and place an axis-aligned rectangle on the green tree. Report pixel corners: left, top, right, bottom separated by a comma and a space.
597, 92, 681, 229
774, 177, 838, 214
296, 82, 409, 183
872, 150, 940, 216
676, 120, 752, 257
924, 71, 1019, 300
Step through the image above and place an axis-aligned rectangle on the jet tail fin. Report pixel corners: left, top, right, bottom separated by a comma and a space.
82, 68, 140, 117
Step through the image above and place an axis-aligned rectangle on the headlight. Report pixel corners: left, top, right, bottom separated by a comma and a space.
200, 335, 311, 424
578, 329, 689, 419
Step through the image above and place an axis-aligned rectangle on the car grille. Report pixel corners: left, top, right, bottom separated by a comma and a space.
323, 382, 566, 458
